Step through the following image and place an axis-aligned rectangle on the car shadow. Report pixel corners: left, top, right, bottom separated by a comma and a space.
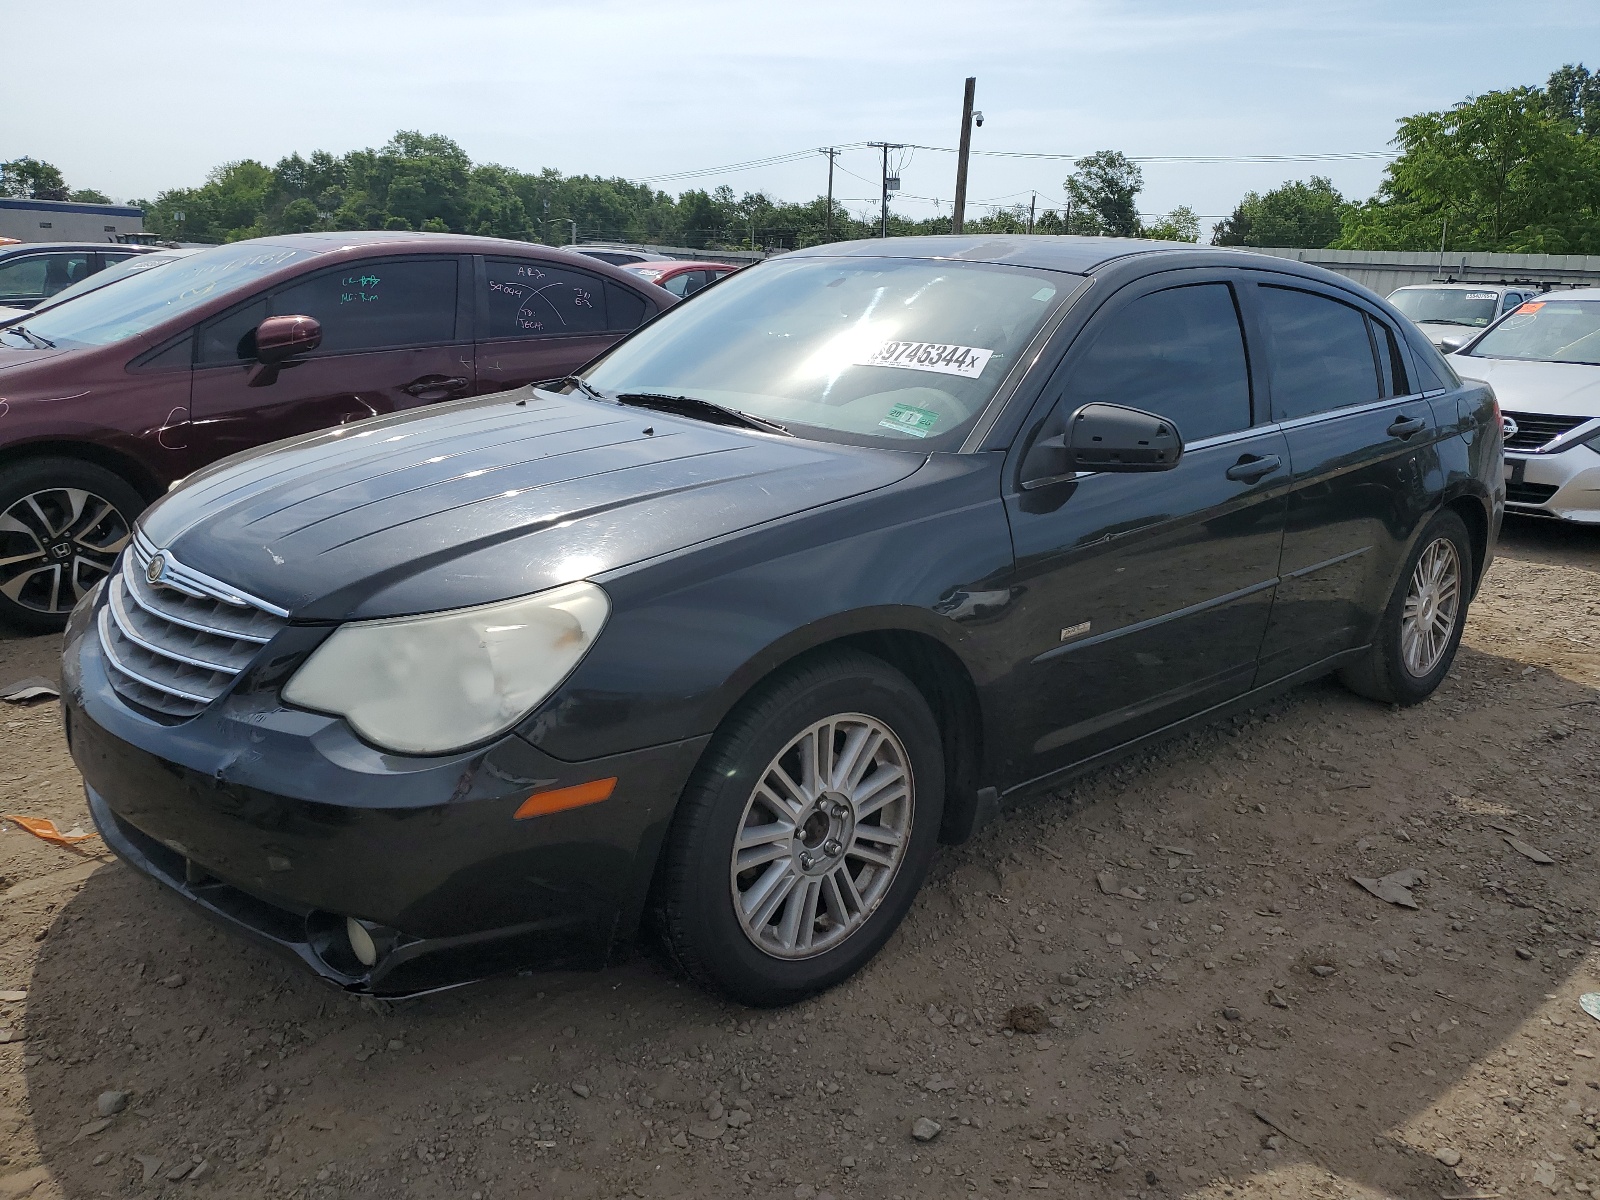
19, 634, 1597, 1198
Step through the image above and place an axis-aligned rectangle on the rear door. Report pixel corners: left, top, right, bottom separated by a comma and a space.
1249, 277, 1443, 682
472, 255, 653, 393
189, 255, 474, 463
999, 272, 1289, 779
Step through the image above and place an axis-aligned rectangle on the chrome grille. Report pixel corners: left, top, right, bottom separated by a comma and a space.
97, 532, 288, 718
1503, 411, 1593, 452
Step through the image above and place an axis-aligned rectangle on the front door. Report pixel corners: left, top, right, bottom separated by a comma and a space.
472, 255, 649, 394
999, 275, 1288, 784
189, 256, 474, 463
1247, 279, 1443, 682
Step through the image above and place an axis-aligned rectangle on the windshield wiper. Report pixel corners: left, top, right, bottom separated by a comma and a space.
614, 392, 790, 436
4, 324, 53, 348
1423, 318, 1479, 327
551, 374, 608, 402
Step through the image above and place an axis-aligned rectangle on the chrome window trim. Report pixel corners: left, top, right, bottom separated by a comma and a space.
1271, 391, 1431, 434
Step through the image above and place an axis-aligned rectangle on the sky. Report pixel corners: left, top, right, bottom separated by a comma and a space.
9, 0, 1599, 236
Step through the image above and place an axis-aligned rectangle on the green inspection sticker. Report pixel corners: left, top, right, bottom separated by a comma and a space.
878, 403, 940, 438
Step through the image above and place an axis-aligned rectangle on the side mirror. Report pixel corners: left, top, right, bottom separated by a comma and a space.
1436, 334, 1469, 354
1022, 403, 1183, 488
249, 314, 321, 387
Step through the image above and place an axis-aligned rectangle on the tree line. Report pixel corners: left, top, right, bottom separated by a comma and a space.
5, 62, 1597, 254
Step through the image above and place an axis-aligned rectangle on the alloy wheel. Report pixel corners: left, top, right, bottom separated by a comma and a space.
1400, 536, 1461, 678
729, 713, 915, 959
0, 487, 130, 615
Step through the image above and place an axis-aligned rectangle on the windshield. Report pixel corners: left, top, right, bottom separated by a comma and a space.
582, 256, 1072, 449
1388, 287, 1500, 328
1465, 298, 1600, 365
0, 243, 314, 350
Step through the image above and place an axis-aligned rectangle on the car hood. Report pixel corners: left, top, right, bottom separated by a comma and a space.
1447, 354, 1600, 418
0, 344, 70, 371
140, 386, 925, 620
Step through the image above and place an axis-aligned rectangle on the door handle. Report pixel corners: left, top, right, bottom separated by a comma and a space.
402, 375, 470, 399
1225, 453, 1281, 483
1387, 414, 1426, 439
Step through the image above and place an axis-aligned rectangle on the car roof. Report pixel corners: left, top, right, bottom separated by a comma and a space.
783, 234, 1351, 277
631, 260, 736, 273
1391, 282, 1519, 291
236, 230, 631, 258
0, 241, 149, 255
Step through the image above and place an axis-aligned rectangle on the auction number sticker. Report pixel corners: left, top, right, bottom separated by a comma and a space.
1464, 292, 1497, 301
856, 340, 993, 379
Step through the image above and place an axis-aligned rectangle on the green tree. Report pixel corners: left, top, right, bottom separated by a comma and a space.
0, 157, 69, 200
1212, 176, 1347, 247
1337, 83, 1600, 253
1543, 62, 1600, 136
69, 188, 113, 204
1064, 151, 1143, 237
1142, 205, 1200, 242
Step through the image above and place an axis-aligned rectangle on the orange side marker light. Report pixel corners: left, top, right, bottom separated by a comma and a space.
513, 777, 617, 821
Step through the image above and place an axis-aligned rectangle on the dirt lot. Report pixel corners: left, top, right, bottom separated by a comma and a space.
0, 517, 1596, 1200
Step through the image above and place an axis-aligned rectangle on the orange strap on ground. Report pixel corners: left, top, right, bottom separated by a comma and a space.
3, 815, 99, 846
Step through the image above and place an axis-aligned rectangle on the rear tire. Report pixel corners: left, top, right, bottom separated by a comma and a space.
654, 649, 944, 1006
0, 458, 143, 634
1338, 509, 1472, 706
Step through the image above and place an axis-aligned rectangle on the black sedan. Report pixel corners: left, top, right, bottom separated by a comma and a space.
61, 236, 1503, 1004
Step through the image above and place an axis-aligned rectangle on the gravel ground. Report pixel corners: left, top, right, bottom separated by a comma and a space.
0, 517, 1596, 1200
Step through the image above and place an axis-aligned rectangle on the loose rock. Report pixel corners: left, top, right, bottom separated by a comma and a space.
911, 1117, 942, 1142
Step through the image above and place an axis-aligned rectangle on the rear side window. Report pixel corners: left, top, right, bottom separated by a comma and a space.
271, 258, 458, 354
604, 280, 648, 329
482, 259, 610, 338
1258, 285, 1380, 420
1063, 282, 1253, 443
1371, 317, 1409, 396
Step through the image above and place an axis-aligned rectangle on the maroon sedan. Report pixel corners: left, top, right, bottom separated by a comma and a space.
0, 232, 675, 630
622, 259, 743, 298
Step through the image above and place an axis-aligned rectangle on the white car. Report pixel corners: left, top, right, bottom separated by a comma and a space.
1389, 282, 1543, 351
1447, 288, 1600, 524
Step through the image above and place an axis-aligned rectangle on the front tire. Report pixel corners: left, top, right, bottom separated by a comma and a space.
655, 649, 944, 1006
1339, 509, 1472, 706
0, 458, 143, 634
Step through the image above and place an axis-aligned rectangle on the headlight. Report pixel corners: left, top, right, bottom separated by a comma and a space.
282, 582, 610, 755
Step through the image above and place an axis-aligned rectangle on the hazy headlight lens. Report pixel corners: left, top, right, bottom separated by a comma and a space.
282, 582, 610, 754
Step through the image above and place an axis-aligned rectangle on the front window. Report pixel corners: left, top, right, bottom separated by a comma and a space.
0, 242, 315, 350
1388, 287, 1500, 329
582, 256, 1073, 449
1465, 298, 1600, 365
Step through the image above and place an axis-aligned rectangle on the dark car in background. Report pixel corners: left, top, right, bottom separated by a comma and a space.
623, 258, 742, 297
0, 231, 674, 630
0, 241, 156, 312
61, 235, 1501, 1005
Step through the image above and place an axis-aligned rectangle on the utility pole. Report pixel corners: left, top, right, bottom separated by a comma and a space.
867, 142, 903, 238
1027, 192, 1036, 235
822, 147, 838, 241
951, 76, 976, 234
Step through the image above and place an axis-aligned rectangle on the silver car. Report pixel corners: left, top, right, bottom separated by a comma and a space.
1448, 288, 1600, 524
1388, 282, 1542, 351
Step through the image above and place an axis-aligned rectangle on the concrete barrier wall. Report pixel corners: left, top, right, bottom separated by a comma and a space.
1248, 246, 1600, 296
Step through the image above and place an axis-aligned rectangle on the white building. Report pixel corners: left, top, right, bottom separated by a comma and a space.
0, 197, 145, 243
